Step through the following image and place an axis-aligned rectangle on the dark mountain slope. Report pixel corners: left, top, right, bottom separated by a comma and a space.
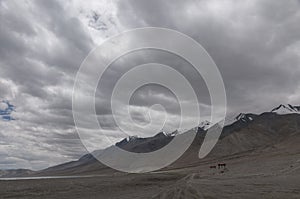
34, 107, 300, 176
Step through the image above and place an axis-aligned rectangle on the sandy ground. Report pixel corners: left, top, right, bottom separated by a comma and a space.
1, 149, 299, 199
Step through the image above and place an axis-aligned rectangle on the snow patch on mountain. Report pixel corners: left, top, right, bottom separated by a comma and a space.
224, 113, 256, 126
199, 120, 212, 130
235, 113, 249, 122
125, 136, 138, 142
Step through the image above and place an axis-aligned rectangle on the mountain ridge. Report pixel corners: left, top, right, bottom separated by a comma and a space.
2, 104, 300, 177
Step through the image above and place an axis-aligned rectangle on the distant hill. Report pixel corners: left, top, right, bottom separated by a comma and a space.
0, 169, 34, 178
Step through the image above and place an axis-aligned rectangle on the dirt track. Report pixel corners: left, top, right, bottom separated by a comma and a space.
1, 150, 299, 199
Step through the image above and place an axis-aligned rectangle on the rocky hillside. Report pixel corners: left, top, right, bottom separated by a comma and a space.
28, 104, 300, 176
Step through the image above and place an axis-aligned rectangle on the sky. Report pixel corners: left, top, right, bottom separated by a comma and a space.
0, 0, 300, 170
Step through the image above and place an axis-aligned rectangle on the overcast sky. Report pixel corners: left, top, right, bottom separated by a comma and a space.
0, 0, 300, 170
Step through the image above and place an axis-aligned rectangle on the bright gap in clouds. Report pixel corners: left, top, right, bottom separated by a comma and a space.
0, 101, 15, 121
63, 0, 124, 44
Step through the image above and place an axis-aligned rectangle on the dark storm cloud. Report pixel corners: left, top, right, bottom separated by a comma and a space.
0, 0, 300, 169
95, 49, 211, 116
116, 0, 300, 114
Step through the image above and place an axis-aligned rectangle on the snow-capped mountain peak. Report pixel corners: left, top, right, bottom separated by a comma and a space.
235, 113, 254, 122
198, 120, 212, 130
125, 135, 138, 142
224, 113, 256, 127
271, 104, 300, 115
169, 130, 179, 137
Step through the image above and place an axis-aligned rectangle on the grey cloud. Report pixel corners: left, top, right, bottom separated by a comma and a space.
0, 0, 93, 170
116, 0, 300, 114
0, 0, 300, 170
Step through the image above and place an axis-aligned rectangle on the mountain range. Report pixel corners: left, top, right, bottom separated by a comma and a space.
1, 104, 300, 177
